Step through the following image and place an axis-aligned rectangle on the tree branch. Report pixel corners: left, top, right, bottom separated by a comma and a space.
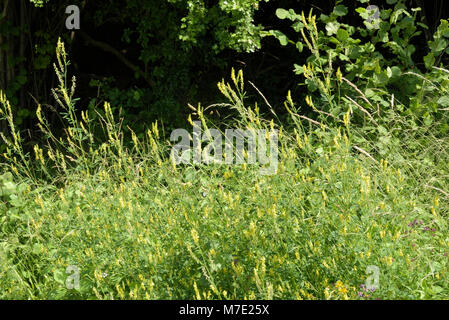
0, 0, 9, 20
78, 30, 155, 87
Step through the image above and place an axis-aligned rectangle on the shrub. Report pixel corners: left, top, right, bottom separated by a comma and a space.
0, 39, 448, 299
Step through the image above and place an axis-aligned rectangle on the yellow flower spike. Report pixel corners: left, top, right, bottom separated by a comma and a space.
311, 14, 317, 33
434, 196, 439, 208
36, 104, 43, 123
338, 286, 348, 295
131, 131, 138, 148
333, 135, 340, 148
82, 110, 89, 122
238, 69, 244, 91
308, 8, 313, 23
231, 67, 236, 86
300, 28, 313, 52
387, 256, 393, 266
336, 67, 343, 83
79, 121, 87, 134
287, 90, 293, 107
56, 38, 64, 71
187, 114, 194, 126
322, 191, 327, 201
33, 145, 40, 161
217, 82, 225, 96
324, 288, 331, 299
191, 229, 199, 245
305, 95, 311, 107
301, 11, 307, 26
302, 64, 310, 78
152, 120, 159, 139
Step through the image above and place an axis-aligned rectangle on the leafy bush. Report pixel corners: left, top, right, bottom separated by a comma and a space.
0, 40, 448, 299
268, 0, 449, 133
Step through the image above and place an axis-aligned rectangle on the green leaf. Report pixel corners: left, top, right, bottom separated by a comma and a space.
32, 243, 42, 255
276, 8, 289, 20
373, 71, 389, 85
53, 269, 66, 285
271, 30, 289, 46
432, 286, 444, 294
333, 5, 348, 17
390, 66, 402, 78
293, 64, 304, 75
434, 39, 447, 53
337, 29, 349, 42
424, 53, 435, 69
437, 95, 449, 107
292, 21, 304, 32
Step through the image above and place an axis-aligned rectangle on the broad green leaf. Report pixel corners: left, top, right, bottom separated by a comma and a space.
276, 8, 289, 20
424, 53, 435, 69
437, 95, 449, 107
333, 5, 348, 17
337, 29, 349, 42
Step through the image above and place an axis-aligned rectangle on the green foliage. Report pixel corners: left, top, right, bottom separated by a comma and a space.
171, 0, 270, 53
0, 42, 448, 299
268, 0, 449, 134
76, 0, 271, 138
0, 171, 29, 209
424, 19, 449, 68
29, 0, 50, 8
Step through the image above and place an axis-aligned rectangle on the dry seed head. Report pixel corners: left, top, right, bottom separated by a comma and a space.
70, 76, 76, 98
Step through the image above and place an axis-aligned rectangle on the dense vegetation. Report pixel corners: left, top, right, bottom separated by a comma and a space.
0, 0, 448, 299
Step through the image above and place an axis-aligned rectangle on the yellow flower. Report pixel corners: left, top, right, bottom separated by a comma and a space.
336, 67, 342, 83
338, 286, 348, 295
191, 229, 199, 245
